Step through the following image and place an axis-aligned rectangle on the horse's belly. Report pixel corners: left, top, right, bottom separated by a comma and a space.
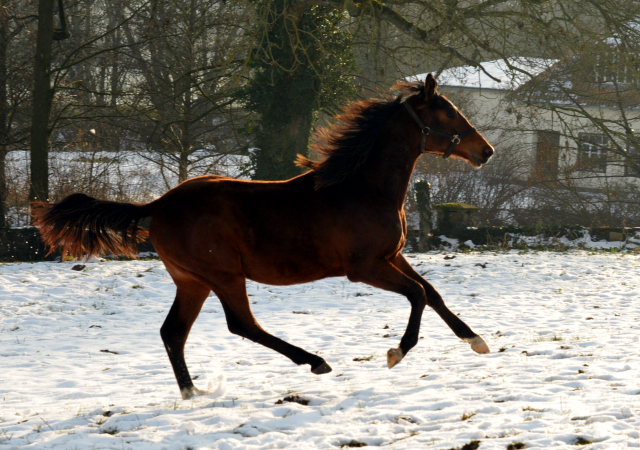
242, 254, 344, 286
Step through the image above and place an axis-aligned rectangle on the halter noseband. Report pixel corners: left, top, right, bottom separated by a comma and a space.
403, 101, 476, 159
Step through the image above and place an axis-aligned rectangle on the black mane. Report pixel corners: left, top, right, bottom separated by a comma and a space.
296, 80, 425, 189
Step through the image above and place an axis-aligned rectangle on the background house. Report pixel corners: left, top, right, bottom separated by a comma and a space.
408, 53, 640, 227
432, 57, 640, 190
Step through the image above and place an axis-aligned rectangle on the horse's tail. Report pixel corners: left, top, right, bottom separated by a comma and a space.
32, 193, 158, 259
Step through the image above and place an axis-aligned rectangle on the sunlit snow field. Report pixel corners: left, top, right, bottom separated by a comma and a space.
1, 251, 640, 449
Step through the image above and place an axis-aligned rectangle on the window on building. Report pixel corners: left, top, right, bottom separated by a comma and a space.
534, 131, 560, 181
577, 133, 608, 173
625, 144, 640, 177
595, 53, 638, 85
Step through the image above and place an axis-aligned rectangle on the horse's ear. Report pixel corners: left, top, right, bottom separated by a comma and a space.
424, 73, 438, 99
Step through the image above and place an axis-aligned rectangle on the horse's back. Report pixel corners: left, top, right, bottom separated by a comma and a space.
149, 174, 346, 285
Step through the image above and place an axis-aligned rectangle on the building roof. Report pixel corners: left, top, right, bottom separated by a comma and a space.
413, 55, 640, 110
413, 58, 558, 91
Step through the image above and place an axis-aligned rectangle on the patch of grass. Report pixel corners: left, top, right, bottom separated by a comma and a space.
131, 285, 143, 289
101, 426, 118, 435
533, 334, 562, 343
449, 440, 481, 450
0, 428, 13, 443
9, 325, 19, 331
574, 437, 593, 445
460, 411, 476, 421
342, 440, 367, 448
507, 443, 527, 450
522, 406, 541, 412
353, 355, 375, 362
91, 301, 107, 310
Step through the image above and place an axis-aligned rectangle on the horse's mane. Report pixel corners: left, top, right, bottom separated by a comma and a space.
296, 80, 426, 189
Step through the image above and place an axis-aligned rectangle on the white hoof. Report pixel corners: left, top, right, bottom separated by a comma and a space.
387, 348, 404, 368
464, 336, 490, 354
181, 387, 207, 400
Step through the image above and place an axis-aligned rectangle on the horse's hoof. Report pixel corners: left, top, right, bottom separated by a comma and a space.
181, 387, 207, 400
311, 361, 332, 375
387, 348, 404, 368
465, 336, 490, 354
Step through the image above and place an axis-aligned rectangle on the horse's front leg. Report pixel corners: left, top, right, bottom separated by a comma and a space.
347, 260, 428, 368
392, 254, 489, 354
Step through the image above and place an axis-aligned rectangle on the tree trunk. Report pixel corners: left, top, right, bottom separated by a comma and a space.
29, 0, 55, 204
0, 150, 6, 227
0, 10, 8, 226
250, 1, 318, 181
254, 108, 313, 181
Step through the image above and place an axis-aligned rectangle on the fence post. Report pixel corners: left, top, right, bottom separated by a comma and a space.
415, 181, 432, 252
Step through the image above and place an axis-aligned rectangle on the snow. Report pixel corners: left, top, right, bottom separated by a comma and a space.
412, 58, 557, 91
1, 251, 640, 449
437, 229, 640, 252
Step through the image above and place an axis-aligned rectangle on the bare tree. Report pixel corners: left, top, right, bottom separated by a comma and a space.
113, 0, 251, 185
30, 0, 72, 205
0, 0, 34, 225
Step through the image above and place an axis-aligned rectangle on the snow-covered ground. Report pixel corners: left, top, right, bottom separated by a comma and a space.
1, 251, 640, 449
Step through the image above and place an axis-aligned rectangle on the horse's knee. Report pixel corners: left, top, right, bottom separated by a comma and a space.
422, 284, 444, 308
161, 322, 188, 344
160, 324, 169, 342
160, 321, 179, 343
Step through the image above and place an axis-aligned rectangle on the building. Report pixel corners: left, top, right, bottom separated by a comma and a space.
423, 56, 640, 191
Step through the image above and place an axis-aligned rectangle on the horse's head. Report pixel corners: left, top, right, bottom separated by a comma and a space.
402, 74, 494, 167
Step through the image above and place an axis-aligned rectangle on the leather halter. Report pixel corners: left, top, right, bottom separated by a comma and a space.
403, 101, 476, 159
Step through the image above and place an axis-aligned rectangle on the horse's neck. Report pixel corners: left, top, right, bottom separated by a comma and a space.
359, 141, 419, 210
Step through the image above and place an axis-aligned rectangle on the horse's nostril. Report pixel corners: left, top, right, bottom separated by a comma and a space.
483, 147, 494, 159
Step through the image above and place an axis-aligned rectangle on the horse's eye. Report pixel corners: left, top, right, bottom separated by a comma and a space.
446, 111, 456, 119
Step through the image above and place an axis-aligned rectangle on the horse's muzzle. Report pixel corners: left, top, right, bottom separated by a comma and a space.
482, 146, 494, 163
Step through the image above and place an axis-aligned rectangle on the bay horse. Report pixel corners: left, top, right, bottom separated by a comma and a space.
34, 74, 495, 399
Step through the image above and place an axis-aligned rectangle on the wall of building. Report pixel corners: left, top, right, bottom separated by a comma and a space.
440, 84, 640, 191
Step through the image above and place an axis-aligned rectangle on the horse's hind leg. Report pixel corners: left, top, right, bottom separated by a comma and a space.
211, 277, 331, 375
392, 254, 489, 354
160, 280, 211, 399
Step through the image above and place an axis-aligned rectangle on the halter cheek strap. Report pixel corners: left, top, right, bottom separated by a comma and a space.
403, 101, 476, 159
